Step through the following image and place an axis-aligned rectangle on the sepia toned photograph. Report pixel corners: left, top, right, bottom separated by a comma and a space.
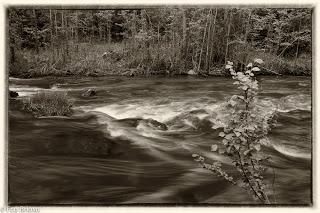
7, 5, 312, 206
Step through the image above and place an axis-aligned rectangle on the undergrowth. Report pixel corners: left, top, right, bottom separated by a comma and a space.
9, 42, 311, 78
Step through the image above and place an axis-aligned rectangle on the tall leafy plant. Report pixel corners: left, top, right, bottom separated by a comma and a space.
192, 59, 276, 204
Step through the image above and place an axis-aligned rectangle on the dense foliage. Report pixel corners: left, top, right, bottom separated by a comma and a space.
193, 59, 277, 203
8, 7, 312, 77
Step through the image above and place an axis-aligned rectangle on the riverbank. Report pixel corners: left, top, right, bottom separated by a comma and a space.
9, 43, 312, 79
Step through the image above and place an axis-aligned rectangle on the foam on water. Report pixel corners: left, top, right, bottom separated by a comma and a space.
9, 83, 95, 97
81, 97, 213, 124
9, 84, 45, 97
82, 92, 310, 134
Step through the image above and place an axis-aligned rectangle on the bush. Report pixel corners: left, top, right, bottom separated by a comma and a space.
23, 91, 73, 117
193, 59, 277, 204
228, 46, 311, 76
9, 52, 30, 78
246, 51, 311, 76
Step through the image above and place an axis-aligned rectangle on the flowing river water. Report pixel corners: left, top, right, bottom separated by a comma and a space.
8, 76, 312, 205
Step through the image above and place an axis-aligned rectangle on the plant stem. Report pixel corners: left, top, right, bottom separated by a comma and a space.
236, 151, 265, 203
244, 87, 270, 204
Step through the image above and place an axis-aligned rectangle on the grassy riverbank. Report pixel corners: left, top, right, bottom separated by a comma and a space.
9, 42, 312, 78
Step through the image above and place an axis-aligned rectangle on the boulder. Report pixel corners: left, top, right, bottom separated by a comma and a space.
82, 88, 97, 97
144, 119, 168, 131
88, 72, 99, 77
187, 69, 197, 75
117, 118, 168, 131
9, 90, 19, 98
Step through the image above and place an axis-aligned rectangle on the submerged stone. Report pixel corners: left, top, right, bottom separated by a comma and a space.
143, 119, 168, 131
82, 88, 97, 97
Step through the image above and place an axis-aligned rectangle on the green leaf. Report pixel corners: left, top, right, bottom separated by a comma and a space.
226, 146, 232, 153
241, 86, 248, 90
234, 144, 240, 150
229, 100, 237, 106
222, 139, 228, 145
240, 136, 247, 142
211, 144, 218, 152
225, 133, 234, 140
252, 67, 260, 72
259, 138, 270, 145
254, 144, 261, 151
218, 132, 225, 137
247, 125, 255, 131
244, 150, 251, 156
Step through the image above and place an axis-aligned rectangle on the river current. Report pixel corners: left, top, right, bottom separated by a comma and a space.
8, 76, 312, 205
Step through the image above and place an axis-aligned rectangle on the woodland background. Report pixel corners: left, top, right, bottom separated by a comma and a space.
8, 7, 312, 77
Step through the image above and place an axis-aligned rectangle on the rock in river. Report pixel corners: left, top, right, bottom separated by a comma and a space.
82, 88, 97, 97
9, 90, 19, 98
187, 69, 197, 75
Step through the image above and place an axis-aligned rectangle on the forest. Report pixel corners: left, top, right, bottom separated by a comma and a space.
8, 7, 312, 78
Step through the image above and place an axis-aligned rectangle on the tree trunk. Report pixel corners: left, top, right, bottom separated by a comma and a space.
181, 8, 187, 70
224, 10, 232, 65
242, 9, 252, 70
61, 11, 64, 28
54, 10, 58, 36
61, 10, 66, 63
90, 11, 94, 44
294, 19, 302, 65
198, 11, 209, 73
65, 11, 69, 59
108, 24, 111, 43
204, 9, 213, 73
33, 9, 39, 53
49, 9, 55, 62
10, 46, 15, 63
208, 8, 218, 70
75, 11, 79, 42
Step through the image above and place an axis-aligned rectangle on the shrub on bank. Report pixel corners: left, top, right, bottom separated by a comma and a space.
23, 91, 73, 117
246, 52, 311, 76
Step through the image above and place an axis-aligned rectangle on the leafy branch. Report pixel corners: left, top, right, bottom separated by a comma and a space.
193, 59, 277, 204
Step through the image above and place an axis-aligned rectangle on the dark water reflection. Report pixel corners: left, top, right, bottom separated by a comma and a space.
8, 76, 312, 205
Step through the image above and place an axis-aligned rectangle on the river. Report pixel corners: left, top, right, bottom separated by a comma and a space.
8, 76, 312, 205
